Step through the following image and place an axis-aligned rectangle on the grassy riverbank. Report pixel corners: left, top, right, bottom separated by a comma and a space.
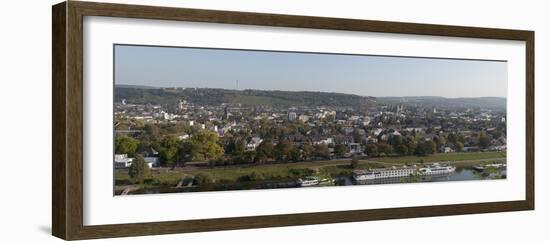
367, 151, 506, 164
115, 151, 506, 190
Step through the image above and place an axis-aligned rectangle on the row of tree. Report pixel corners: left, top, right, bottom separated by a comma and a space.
115, 126, 498, 169
116, 132, 438, 169
117, 130, 225, 166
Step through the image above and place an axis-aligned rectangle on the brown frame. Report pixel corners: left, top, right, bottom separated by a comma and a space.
52, 1, 535, 240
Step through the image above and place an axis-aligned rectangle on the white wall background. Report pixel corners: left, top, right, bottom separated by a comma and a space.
0, 0, 547, 240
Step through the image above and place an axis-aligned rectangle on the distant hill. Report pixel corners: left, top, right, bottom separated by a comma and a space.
115, 86, 505, 110
115, 86, 375, 108
115, 84, 160, 89
377, 96, 506, 110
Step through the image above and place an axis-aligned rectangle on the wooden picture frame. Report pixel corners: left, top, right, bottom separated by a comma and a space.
52, 1, 534, 240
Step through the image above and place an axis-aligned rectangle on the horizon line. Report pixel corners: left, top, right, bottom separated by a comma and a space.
114, 84, 506, 99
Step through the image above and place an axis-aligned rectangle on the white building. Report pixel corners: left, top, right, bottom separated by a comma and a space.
314, 138, 334, 145
405, 127, 423, 133
314, 112, 326, 119
114, 154, 134, 169
246, 137, 263, 151
489, 145, 507, 151
178, 134, 190, 140
288, 112, 297, 121
441, 146, 453, 153
115, 154, 158, 168
390, 130, 401, 136
144, 157, 160, 168
178, 99, 187, 110
298, 114, 310, 122
366, 136, 378, 144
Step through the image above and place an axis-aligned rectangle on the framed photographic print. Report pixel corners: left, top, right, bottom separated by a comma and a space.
52, 1, 534, 240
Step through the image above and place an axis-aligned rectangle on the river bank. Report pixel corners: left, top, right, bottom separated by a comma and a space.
118, 167, 506, 195
115, 151, 506, 195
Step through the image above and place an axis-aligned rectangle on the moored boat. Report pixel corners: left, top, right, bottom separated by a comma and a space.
417, 163, 456, 175
297, 176, 320, 187
352, 163, 456, 181
352, 165, 417, 181
473, 163, 506, 172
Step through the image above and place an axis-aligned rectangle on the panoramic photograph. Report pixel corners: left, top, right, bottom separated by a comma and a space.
113, 45, 507, 195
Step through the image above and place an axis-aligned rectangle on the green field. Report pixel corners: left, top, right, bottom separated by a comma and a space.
366, 151, 506, 164
115, 151, 506, 189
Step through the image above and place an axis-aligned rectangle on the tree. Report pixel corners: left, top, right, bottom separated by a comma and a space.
478, 131, 491, 149
396, 144, 409, 156
457, 134, 466, 143
415, 140, 436, 156
115, 136, 140, 157
365, 144, 378, 157
455, 141, 464, 152
143, 123, 160, 139
447, 133, 458, 144
334, 144, 348, 158
158, 135, 179, 167
353, 129, 361, 143
302, 143, 314, 160
128, 155, 150, 184
274, 139, 293, 161
255, 141, 274, 163
223, 138, 236, 154
389, 135, 403, 148
231, 138, 246, 162
426, 140, 436, 154
314, 144, 330, 159
184, 130, 224, 162
377, 143, 392, 156
406, 138, 417, 155
234, 139, 246, 154
433, 135, 446, 150
289, 146, 302, 162
243, 151, 256, 164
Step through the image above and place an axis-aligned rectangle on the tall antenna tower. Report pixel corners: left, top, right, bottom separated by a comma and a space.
236, 80, 239, 90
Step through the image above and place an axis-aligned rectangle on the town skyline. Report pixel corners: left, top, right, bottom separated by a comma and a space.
115, 83, 507, 100
115, 45, 508, 98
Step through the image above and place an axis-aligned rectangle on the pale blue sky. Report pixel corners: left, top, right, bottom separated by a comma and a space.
114, 45, 507, 98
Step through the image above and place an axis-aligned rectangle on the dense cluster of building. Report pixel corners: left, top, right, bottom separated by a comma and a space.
115, 92, 507, 166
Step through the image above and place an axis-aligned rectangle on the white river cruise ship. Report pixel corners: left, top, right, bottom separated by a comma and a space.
352, 163, 456, 181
